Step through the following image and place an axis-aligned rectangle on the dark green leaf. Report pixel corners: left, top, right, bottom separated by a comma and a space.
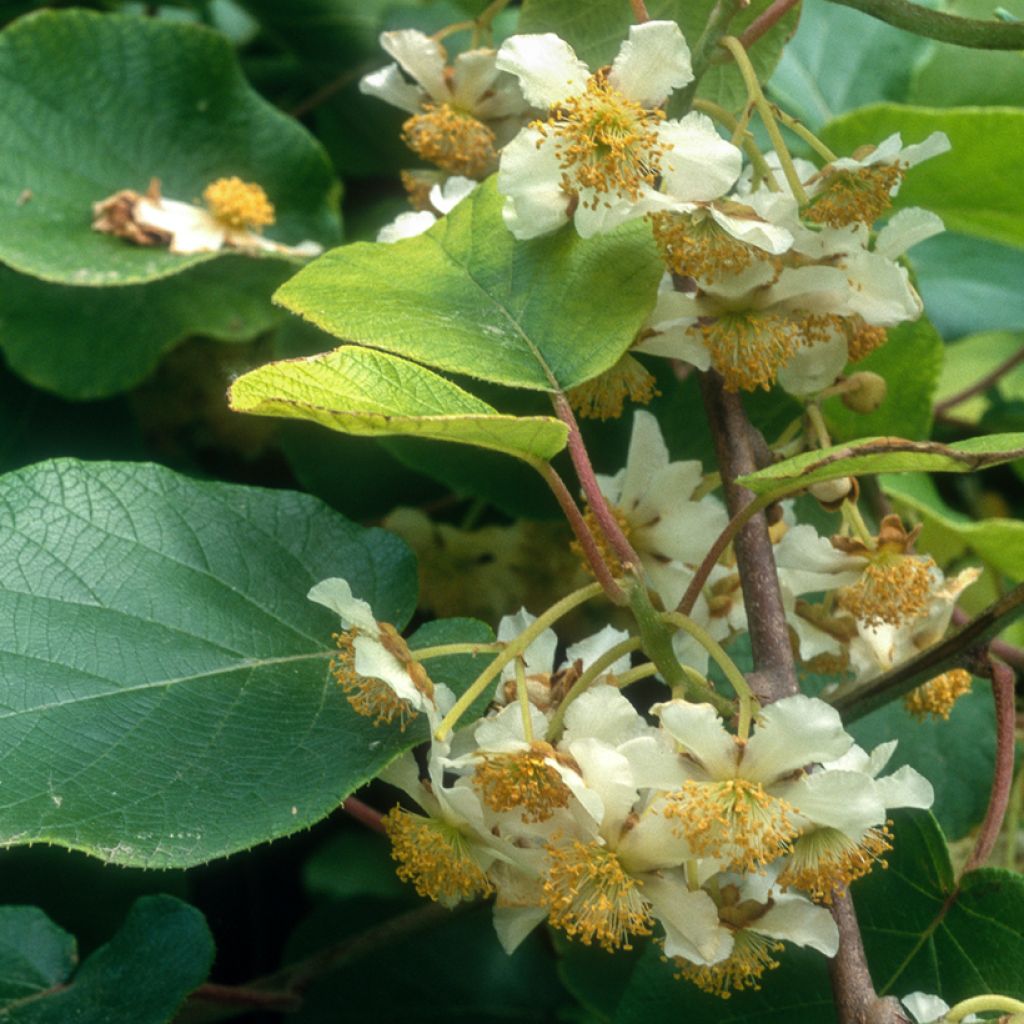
0, 908, 75, 1004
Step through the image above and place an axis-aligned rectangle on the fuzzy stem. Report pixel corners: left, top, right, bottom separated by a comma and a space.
825, 0, 1024, 48
516, 659, 534, 742
629, 0, 650, 22
934, 344, 1024, 414
545, 636, 644, 739
773, 106, 840, 162
738, 0, 803, 49
692, 99, 783, 190
962, 660, 1018, 874
699, 372, 799, 701
615, 662, 661, 688
434, 581, 605, 740
719, 35, 810, 204
342, 796, 385, 834
413, 642, 504, 660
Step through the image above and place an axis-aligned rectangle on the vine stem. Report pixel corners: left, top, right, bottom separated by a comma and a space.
342, 796, 385, 834
737, 0, 802, 50
629, 0, 650, 22
824, 0, 1024, 48
933, 345, 1024, 414
962, 660, 1018, 874
552, 393, 642, 571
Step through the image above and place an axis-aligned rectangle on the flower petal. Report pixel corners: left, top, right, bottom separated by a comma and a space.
562, 683, 647, 747
377, 210, 437, 243
307, 577, 378, 633
753, 891, 839, 955
645, 874, 731, 963
742, 695, 853, 782
608, 20, 693, 106
495, 33, 589, 107
654, 699, 737, 779
379, 29, 447, 101
497, 129, 572, 239
358, 63, 424, 114
658, 113, 742, 202
875, 207, 944, 259
875, 764, 934, 810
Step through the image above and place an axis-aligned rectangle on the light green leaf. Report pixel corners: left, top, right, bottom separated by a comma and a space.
0, 9, 339, 286
737, 433, 1024, 496
908, 0, 1024, 108
517, 0, 799, 114
0, 908, 75, 1004
820, 105, 1024, 250
883, 472, 1024, 582
229, 345, 568, 462
0, 896, 213, 1024
822, 317, 943, 442
275, 178, 664, 392
0, 259, 289, 399
767, 0, 926, 129
859, 812, 1024, 1001
0, 459, 418, 867
934, 330, 1024, 425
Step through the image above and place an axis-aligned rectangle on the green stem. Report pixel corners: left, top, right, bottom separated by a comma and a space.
614, 662, 660, 688
773, 106, 840, 163
545, 636, 644, 740
945, 994, 1024, 1021
692, 99, 782, 191
413, 642, 503, 660
805, 402, 832, 449
628, 583, 735, 717
719, 35, 810, 204
516, 659, 534, 742
434, 581, 605, 741
824, 0, 1024, 48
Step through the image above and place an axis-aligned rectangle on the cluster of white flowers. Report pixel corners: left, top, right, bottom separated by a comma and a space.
310, 579, 934, 998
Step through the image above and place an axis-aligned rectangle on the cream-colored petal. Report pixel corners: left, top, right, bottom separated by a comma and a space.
377, 210, 437, 243
379, 29, 447, 101
658, 113, 742, 202
779, 769, 886, 836
776, 329, 848, 397
567, 738, 639, 837
134, 196, 226, 254
564, 625, 633, 677
497, 129, 571, 239
608, 20, 693, 106
875, 765, 934, 810
307, 577, 378, 633
495, 33, 589, 107
617, 410, 670, 513
492, 902, 549, 954
875, 207, 944, 259
708, 204, 793, 255
753, 892, 839, 955
562, 683, 647, 747
654, 699, 737, 778
645, 875, 732, 963
358, 63, 424, 114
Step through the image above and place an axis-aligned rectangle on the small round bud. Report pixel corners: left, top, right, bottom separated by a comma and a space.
810, 476, 855, 508
841, 372, 887, 414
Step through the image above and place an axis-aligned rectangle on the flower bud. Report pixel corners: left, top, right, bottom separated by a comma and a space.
810, 476, 856, 508
841, 372, 887, 414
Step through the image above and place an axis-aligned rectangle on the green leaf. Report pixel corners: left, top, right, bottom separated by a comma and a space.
907, 0, 1024, 108
767, 0, 926, 129
274, 177, 664, 392
858, 812, 1024, 1001
934, 330, 1024, 425
820, 105, 1024, 250
737, 433, 1024, 496
229, 345, 569, 462
0, 9, 339, 286
0, 459, 419, 867
850, 685, 995, 840
883, 472, 1024, 582
0, 908, 75, 1004
517, 0, 799, 114
0, 259, 289, 399
0, 896, 213, 1024
822, 317, 943, 442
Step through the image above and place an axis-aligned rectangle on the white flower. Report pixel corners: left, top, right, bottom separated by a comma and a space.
360, 30, 529, 177
308, 576, 453, 727
901, 992, 979, 1024
494, 22, 741, 238
376, 176, 478, 242
596, 410, 729, 610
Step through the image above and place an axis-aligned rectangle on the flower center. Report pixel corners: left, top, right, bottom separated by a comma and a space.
330, 631, 417, 730
804, 164, 903, 227
383, 806, 494, 905
473, 742, 573, 822
402, 103, 497, 178
904, 669, 973, 721
572, 505, 634, 578
543, 839, 653, 951
664, 778, 799, 872
838, 553, 936, 627
539, 72, 667, 207
567, 353, 659, 421
778, 824, 893, 903
846, 320, 888, 362
203, 177, 275, 230
673, 929, 785, 998
650, 209, 772, 282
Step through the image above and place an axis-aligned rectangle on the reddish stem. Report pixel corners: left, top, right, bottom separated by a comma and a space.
934, 346, 1024, 414
962, 660, 1018, 874
553, 393, 642, 571
342, 796, 385, 833
738, 0, 802, 48
629, 0, 650, 21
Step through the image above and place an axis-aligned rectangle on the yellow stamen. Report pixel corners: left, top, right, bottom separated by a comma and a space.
838, 554, 936, 627
567, 353, 659, 420
673, 929, 784, 998
538, 71, 667, 207
203, 177, 275, 230
383, 806, 494, 904
778, 824, 893, 903
571, 505, 633, 578
543, 840, 653, 951
804, 164, 903, 228
904, 669, 973, 721
663, 778, 799, 872
402, 103, 496, 178
400, 169, 440, 211
847, 320, 888, 362
330, 630, 417, 730
650, 208, 773, 282
473, 742, 573, 822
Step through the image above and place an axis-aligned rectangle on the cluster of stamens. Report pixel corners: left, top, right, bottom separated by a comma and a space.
673, 930, 785, 998
202, 176, 275, 230
473, 743, 573, 822
804, 164, 903, 227
838, 554, 936, 627
567, 353, 659, 420
538, 72, 668, 208
330, 631, 418, 729
904, 669, 973, 721
778, 824, 893, 903
650, 209, 772, 282
402, 104, 497, 178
